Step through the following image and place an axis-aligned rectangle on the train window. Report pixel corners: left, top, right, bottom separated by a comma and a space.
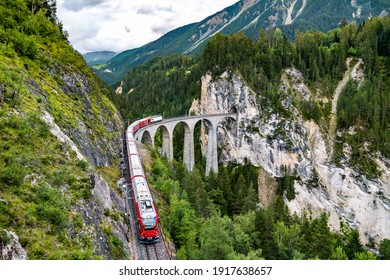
142, 217, 156, 230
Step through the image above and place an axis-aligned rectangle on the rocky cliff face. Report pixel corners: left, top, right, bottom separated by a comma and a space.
0, 0, 128, 261
0, 230, 27, 260
71, 174, 129, 258
1, 41, 128, 260
37, 68, 129, 259
190, 67, 390, 245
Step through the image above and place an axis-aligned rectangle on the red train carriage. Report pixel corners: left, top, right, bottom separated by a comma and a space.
131, 115, 162, 134
125, 116, 162, 243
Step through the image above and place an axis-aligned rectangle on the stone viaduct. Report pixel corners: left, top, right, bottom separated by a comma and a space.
134, 113, 236, 175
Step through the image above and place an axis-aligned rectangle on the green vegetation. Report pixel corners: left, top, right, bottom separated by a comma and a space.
379, 239, 390, 260
110, 18, 390, 259
1, 0, 389, 260
112, 17, 390, 178
109, 55, 202, 121
0, 108, 96, 258
96, 0, 386, 86
0, 228, 11, 247
201, 19, 390, 172
147, 150, 382, 260
101, 220, 128, 259
0, 0, 124, 259
276, 166, 297, 201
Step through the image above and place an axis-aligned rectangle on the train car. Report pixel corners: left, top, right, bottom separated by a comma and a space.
131, 115, 162, 134
150, 115, 163, 123
125, 117, 161, 244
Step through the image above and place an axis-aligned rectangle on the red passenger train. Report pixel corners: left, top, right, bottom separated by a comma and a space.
125, 115, 162, 243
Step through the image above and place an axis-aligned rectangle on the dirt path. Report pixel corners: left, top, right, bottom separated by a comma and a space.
328, 58, 363, 160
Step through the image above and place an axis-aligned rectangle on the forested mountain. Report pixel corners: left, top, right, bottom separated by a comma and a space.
0, 0, 127, 259
110, 55, 202, 121
109, 16, 390, 259
112, 18, 390, 156
113, 16, 390, 179
96, 0, 390, 86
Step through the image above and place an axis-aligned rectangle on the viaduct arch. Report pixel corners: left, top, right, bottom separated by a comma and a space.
135, 114, 236, 175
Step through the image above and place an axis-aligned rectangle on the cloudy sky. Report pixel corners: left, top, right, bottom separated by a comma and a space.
57, 0, 239, 54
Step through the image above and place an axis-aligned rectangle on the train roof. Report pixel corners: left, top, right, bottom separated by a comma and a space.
129, 155, 143, 177
133, 177, 152, 200
126, 125, 135, 134
127, 141, 138, 155
140, 199, 156, 219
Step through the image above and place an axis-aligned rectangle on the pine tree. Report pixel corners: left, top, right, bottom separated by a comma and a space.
307, 213, 333, 259
254, 209, 277, 259
208, 187, 227, 216
330, 246, 348, 260
379, 239, 390, 260
168, 194, 198, 247
205, 169, 218, 192
233, 187, 244, 215
218, 165, 233, 215
243, 182, 257, 213
199, 215, 234, 260
344, 228, 364, 259
232, 174, 246, 215
272, 196, 291, 224
273, 221, 302, 259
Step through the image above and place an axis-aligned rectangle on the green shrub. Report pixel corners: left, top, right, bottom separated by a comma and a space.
300, 100, 322, 122
34, 184, 69, 230
0, 42, 17, 58
6, 29, 38, 59
379, 239, 390, 260
70, 249, 94, 260
76, 159, 89, 171
72, 214, 83, 231
0, 161, 28, 187
0, 228, 11, 246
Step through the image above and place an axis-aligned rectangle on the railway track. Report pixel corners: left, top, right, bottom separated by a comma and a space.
144, 243, 159, 260
138, 227, 172, 260
122, 132, 174, 260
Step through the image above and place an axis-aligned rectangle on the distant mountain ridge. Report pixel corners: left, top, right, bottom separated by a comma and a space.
82, 51, 116, 66
96, 0, 390, 85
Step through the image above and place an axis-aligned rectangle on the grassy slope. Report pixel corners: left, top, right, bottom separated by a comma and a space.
0, 1, 125, 259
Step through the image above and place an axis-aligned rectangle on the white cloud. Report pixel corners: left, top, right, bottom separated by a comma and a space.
57, 0, 239, 54
62, 0, 107, 11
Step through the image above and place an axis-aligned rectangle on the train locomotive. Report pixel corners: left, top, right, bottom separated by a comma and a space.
125, 115, 162, 243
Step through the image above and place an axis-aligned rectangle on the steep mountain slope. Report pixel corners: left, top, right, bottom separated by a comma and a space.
192, 19, 390, 246
97, 0, 390, 86
191, 66, 389, 246
0, 1, 127, 259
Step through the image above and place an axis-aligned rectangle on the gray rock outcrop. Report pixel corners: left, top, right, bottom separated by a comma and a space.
190, 69, 390, 246
0, 230, 27, 260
